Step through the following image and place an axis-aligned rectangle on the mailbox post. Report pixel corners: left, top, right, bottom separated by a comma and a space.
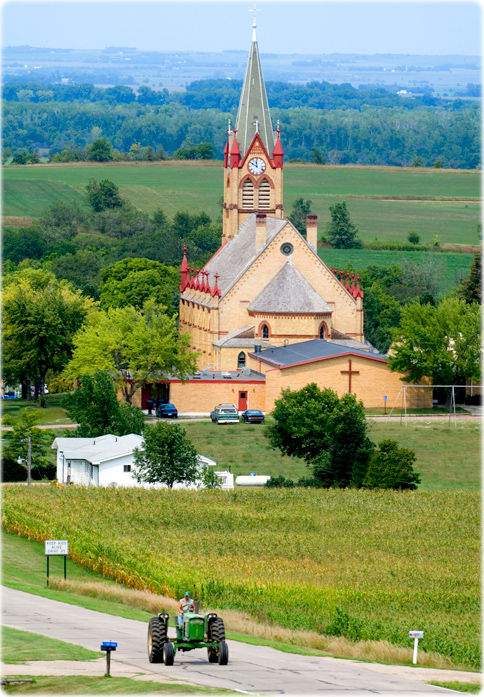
101, 641, 117, 676
409, 630, 424, 664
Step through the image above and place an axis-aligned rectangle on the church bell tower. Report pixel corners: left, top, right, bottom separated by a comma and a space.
222, 9, 284, 243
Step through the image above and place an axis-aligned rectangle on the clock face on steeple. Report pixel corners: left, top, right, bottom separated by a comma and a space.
248, 158, 266, 175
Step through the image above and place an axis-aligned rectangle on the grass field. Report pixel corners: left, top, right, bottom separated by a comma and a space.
2, 486, 480, 670
1, 393, 73, 426
318, 248, 475, 293
181, 420, 481, 491
2, 163, 481, 245
2, 626, 101, 663
2, 676, 231, 694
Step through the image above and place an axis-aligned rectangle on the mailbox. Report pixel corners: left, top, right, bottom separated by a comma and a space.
101, 641, 117, 651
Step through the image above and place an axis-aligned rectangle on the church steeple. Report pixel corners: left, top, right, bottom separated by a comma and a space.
235, 7, 275, 159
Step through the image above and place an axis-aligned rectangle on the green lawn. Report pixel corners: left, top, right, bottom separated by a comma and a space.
1, 393, 72, 426
2, 626, 101, 663
1, 676, 232, 694
319, 248, 475, 293
428, 681, 481, 693
3, 163, 481, 245
181, 420, 481, 490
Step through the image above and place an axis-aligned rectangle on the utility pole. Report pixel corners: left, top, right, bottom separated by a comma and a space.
27, 434, 32, 486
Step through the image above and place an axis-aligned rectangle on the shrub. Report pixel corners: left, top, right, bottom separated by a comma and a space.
408, 232, 420, 244
362, 439, 420, 490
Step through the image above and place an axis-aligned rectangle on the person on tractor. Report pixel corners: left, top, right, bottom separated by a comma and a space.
177, 591, 195, 635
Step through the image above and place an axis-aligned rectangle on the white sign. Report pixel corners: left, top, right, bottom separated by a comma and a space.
409, 631, 424, 639
45, 540, 68, 556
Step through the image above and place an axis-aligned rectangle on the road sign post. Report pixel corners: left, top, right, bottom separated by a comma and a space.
45, 540, 68, 586
383, 395, 387, 415
101, 641, 117, 676
409, 630, 424, 664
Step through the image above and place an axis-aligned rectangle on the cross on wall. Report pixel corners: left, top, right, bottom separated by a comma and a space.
340, 359, 360, 393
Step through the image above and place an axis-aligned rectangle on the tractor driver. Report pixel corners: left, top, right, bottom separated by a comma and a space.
177, 591, 195, 629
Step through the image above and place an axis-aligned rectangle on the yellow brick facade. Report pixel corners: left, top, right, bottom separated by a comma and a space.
169, 379, 266, 413
262, 355, 432, 412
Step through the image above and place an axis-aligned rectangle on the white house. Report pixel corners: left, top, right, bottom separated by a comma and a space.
52, 434, 234, 489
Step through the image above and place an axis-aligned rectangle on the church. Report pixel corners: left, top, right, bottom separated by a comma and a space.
138, 18, 429, 414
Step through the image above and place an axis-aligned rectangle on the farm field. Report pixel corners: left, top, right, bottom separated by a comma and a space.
181, 420, 481, 491
2, 486, 480, 670
2, 163, 481, 245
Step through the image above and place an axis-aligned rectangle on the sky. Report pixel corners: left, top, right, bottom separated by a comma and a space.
1, 1, 481, 55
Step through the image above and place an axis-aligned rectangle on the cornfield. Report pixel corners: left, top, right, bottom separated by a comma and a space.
2, 486, 480, 669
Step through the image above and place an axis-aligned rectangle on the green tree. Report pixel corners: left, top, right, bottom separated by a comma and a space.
62, 370, 144, 437
327, 201, 362, 249
362, 439, 420, 490
63, 300, 199, 405
133, 421, 198, 488
2, 268, 94, 399
99, 258, 179, 314
86, 137, 113, 162
388, 298, 481, 384
311, 147, 325, 164
459, 251, 481, 304
199, 464, 223, 489
288, 197, 313, 235
265, 384, 371, 487
86, 178, 125, 212
2, 408, 55, 481
196, 142, 215, 160
407, 232, 420, 244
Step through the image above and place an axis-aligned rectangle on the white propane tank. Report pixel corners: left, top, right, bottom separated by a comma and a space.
235, 474, 271, 487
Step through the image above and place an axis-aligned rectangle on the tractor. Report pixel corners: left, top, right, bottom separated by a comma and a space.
148, 611, 228, 666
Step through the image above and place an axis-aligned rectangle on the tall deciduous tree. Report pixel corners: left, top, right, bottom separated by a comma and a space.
388, 298, 481, 384
86, 138, 113, 162
99, 258, 178, 314
288, 197, 313, 235
2, 408, 55, 479
265, 383, 372, 488
326, 201, 362, 249
2, 268, 94, 399
133, 421, 198, 488
362, 440, 420, 490
63, 300, 199, 404
86, 178, 125, 212
62, 370, 144, 437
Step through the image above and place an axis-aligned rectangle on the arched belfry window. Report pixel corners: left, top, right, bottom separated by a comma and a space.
237, 352, 246, 368
242, 179, 254, 209
258, 178, 271, 210
262, 324, 269, 339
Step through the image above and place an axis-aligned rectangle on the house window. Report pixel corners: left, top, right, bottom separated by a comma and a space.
242, 179, 254, 209
258, 178, 271, 209
262, 324, 269, 339
124, 465, 131, 472
238, 352, 246, 368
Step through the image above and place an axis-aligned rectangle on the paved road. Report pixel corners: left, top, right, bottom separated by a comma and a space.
3, 588, 451, 694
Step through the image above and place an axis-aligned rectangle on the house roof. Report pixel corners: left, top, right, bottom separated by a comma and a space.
235, 36, 275, 159
212, 324, 276, 349
250, 339, 387, 369
248, 260, 333, 314
203, 214, 287, 298
52, 434, 144, 465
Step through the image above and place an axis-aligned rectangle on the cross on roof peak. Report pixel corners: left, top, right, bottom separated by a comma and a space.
249, 3, 261, 41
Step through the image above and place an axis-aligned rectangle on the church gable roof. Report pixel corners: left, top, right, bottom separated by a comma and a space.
204, 214, 286, 297
235, 37, 275, 159
250, 339, 387, 369
248, 260, 333, 314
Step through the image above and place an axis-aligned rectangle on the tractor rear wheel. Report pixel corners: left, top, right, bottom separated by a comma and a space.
218, 640, 229, 665
163, 642, 174, 666
210, 617, 226, 642
148, 617, 167, 663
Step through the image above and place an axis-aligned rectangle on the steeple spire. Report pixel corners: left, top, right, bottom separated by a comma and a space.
235, 7, 275, 159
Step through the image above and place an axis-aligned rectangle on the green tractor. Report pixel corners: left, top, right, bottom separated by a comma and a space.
148, 611, 228, 666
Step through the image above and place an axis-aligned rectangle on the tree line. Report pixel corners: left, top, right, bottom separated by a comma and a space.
3, 98, 480, 168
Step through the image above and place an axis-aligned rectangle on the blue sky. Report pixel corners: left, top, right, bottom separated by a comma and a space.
2, 1, 481, 55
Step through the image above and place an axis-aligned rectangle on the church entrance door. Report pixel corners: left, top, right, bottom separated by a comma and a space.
238, 391, 248, 411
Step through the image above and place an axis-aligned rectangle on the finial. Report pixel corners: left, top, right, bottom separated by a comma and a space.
228, 119, 231, 133
276, 119, 280, 132
249, 3, 261, 42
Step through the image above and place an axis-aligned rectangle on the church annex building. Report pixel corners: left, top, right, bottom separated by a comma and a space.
134, 19, 429, 414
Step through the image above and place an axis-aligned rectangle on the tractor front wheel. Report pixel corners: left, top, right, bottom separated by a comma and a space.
163, 642, 174, 666
148, 617, 167, 663
218, 640, 229, 665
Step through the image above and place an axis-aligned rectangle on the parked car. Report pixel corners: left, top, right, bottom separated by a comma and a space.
240, 409, 265, 424
156, 403, 178, 419
210, 404, 239, 424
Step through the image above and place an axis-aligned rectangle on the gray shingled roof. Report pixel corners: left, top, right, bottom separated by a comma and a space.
235, 39, 275, 159
248, 260, 333, 314
250, 339, 387, 368
203, 214, 287, 298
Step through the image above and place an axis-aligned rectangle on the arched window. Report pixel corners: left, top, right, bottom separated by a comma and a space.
319, 324, 326, 339
262, 324, 269, 339
258, 178, 271, 210
242, 179, 254, 209
237, 352, 246, 368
